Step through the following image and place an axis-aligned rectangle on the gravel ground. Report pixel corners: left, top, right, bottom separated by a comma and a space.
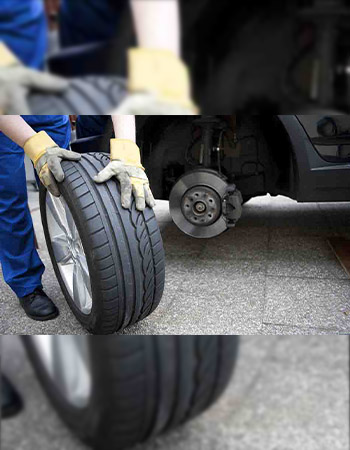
1, 335, 348, 450
0, 190, 350, 335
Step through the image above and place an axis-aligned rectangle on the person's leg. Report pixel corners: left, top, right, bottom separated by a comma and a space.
0, 139, 45, 298
1, 375, 23, 419
0, 118, 72, 322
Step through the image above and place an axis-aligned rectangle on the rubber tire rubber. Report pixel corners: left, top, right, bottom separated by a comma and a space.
39, 152, 165, 334
23, 336, 239, 450
28, 76, 126, 114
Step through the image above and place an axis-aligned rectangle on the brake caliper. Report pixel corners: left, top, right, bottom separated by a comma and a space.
223, 184, 243, 228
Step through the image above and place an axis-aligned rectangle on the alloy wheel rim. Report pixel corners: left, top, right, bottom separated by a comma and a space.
46, 193, 93, 315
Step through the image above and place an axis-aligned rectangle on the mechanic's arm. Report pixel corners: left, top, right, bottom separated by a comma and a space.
0, 116, 81, 197
130, 0, 180, 56
116, 0, 195, 114
111, 115, 136, 142
94, 115, 155, 211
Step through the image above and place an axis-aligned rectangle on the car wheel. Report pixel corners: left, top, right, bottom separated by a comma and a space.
28, 76, 126, 114
23, 335, 238, 450
39, 152, 165, 334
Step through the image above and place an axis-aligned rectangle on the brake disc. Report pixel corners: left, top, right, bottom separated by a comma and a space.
169, 170, 229, 238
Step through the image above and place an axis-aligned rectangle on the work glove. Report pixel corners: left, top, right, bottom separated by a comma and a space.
0, 42, 69, 114
94, 139, 156, 211
114, 48, 198, 115
24, 131, 81, 197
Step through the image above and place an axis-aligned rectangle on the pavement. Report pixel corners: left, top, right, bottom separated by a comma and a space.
1, 335, 348, 450
0, 188, 350, 335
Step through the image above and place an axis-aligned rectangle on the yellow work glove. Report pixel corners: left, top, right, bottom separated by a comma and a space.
24, 131, 81, 197
114, 48, 198, 115
0, 42, 69, 114
94, 139, 156, 211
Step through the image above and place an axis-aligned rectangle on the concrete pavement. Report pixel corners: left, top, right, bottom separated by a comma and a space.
0, 189, 350, 334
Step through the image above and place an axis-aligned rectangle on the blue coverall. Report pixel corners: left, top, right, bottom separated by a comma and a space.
0, 2, 71, 297
0, 0, 48, 69
0, 116, 71, 298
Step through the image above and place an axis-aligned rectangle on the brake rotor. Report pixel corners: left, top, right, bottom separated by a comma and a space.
169, 170, 228, 238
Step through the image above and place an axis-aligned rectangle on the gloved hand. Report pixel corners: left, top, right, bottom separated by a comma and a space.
24, 131, 81, 197
114, 48, 198, 115
0, 42, 69, 114
94, 139, 156, 211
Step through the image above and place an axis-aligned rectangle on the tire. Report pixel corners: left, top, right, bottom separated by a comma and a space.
23, 335, 239, 450
40, 152, 165, 334
28, 76, 126, 114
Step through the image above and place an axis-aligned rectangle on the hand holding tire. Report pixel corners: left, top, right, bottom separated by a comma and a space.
115, 48, 198, 115
0, 42, 69, 114
94, 160, 155, 211
0, 68, 69, 114
23, 131, 81, 197
93, 138, 156, 211
114, 92, 197, 115
35, 147, 82, 197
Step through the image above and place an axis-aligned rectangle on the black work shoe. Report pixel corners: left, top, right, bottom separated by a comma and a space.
2, 375, 23, 419
18, 288, 59, 321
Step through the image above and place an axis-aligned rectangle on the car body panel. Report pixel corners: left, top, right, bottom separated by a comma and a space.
279, 115, 350, 202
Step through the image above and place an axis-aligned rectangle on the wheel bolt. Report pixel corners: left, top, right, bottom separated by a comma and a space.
195, 201, 206, 213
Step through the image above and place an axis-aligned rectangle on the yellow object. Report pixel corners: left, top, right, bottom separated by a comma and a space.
23, 131, 57, 167
128, 48, 195, 110
39, 163, 51, 181
110, 139, 144, 169
0, 42, 20, 67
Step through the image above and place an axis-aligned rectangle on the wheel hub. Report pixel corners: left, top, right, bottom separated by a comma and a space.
169, 169, 230, 239
181, 186, 221, 226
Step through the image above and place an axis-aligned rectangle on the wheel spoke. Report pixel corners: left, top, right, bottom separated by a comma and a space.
73, 264, 90, 313
46, 194, 69, 236
77, 251, 91, 296
51, 233, 72, 265
64, 201, 78, 241
50, 337, 91, 408
51, 337, 73, 401
32, 336, 92, 408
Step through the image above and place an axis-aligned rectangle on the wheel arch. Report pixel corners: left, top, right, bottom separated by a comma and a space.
259, 115, 301, 200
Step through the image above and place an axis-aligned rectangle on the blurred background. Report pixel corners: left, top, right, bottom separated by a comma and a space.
4, 0, 350, 113
1, 336, 349, 450
36, 0, 350, 112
